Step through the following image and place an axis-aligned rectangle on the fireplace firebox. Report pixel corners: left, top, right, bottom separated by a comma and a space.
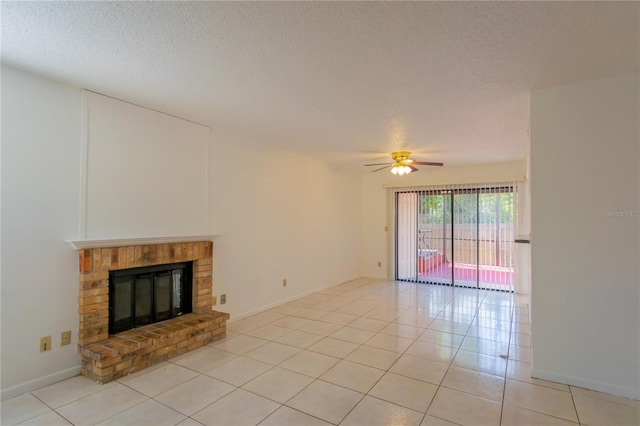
109, 262, 193, 334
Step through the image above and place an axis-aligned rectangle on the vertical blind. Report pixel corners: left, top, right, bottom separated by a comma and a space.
394, 182, 523, 292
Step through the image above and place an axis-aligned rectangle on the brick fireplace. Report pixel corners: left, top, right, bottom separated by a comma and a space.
71, 238, 229, 384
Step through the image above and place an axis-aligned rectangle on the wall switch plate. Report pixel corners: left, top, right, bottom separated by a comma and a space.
212, 296, 217, 306
220, 294, 226, 304
40, 336, 51, 352
283, 278, 287, 287
61, 331, 72, 346
378, 261, 382, 267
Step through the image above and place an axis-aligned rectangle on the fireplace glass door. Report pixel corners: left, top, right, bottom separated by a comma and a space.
110, 262, 192, 334
135, 275, 153, 326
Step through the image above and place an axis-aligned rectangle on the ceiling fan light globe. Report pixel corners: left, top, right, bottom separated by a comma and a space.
391, 164, 411, 175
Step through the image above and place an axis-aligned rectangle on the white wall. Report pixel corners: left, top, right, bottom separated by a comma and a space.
83, 92, 210, 239
520, 155, 532, 297
531, 73, 640, 399
1, 67, 83, 397
360, 160, 527, 279
210, 134, 362, 318
1, 65, 362, 398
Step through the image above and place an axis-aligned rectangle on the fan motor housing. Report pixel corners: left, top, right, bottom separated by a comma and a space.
391, 151, 411, 162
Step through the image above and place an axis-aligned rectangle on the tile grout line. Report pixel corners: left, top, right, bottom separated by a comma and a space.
275, 311, 367, 426
331, 284, 443, 425
149, 373, 235, 420
420, 285, 473, 421
69, 382, 150, 426
568, 385, 583, 426
270, 283, 443, 424
233, 302, 363, 426
439, 290, 503, 407
20, 392, 56, 425
297, 292, 424, 424
243, 283, 513, 425
498, 294, 515, 426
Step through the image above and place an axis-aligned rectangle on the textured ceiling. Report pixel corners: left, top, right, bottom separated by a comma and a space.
2, 1, 638, 169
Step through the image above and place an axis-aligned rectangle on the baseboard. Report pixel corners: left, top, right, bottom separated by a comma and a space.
229, 275, 361, 322
1, 365, 82, 401
531, 368, 640, 400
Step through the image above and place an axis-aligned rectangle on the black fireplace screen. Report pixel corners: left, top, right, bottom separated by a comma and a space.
109, 262, 193, 334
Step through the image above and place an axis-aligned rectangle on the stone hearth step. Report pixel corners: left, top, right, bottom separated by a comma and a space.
80, 310, 229, 384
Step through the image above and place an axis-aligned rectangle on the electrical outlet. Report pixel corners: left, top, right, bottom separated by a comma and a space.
40, 336, 51, 352
283, 278, 287, 287
378, 261, 382, 267
212, 296, 217, 306
61, 331, 71, 346
220, 294, 226, 304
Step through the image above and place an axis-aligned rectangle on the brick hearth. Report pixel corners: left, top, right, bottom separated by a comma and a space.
75, 240, 229, 383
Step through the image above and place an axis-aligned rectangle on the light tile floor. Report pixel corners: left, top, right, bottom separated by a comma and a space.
2, 278, 639, 425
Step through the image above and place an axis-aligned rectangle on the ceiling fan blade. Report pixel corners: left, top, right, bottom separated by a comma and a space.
412, 161, 444, 166
371, 165, 392, 172
409, 165, 418, 172
364, 162, 393, 166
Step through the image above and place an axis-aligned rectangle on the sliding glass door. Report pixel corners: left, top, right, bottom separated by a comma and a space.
451, 191, 478, 288
477, 189, 515, 290
396, 192, 418, 281
395, 184, 518, 291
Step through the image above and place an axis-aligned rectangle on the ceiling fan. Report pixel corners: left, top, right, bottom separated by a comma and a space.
364, 151, 444, 175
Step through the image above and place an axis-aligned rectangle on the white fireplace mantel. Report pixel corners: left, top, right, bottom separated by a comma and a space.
66, 235, 220, 250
